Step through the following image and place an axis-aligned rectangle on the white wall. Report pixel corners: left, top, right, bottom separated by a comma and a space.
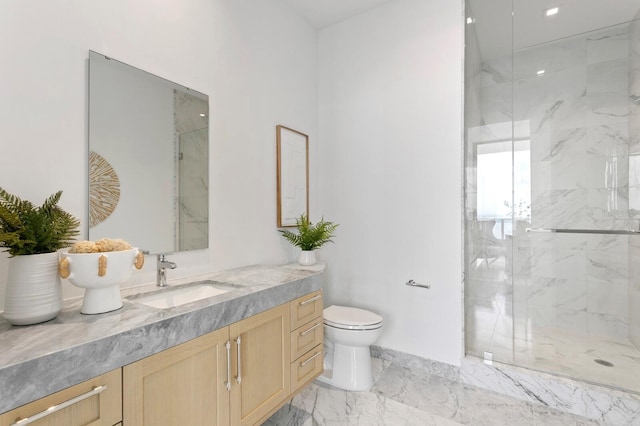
318, 0, 464, 366
0, 0, 318, 305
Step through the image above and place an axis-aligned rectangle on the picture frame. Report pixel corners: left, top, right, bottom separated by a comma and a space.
276, 125, 309, 227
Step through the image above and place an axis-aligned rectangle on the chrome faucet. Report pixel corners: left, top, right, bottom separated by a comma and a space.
156, 254, 177, 287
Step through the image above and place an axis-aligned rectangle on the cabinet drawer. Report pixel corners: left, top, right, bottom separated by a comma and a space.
290, 290, 323, 330
291, 317, 323, 361
290, 345, 323, 393
0, 369, 122, 426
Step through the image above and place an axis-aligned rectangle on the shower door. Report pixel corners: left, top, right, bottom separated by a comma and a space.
464, 0, 640, 393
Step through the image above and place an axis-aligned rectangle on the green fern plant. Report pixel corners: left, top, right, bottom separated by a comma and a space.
0, 187, 80, 256
279, 214, 338, 251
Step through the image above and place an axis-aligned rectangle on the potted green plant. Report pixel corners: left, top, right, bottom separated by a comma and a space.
0, 187, 80, 325
279, 213, 338, 266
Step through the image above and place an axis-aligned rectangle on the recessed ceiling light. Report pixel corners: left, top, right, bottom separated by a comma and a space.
545, 7, 559, 17
466, 17, 474, 24
199, 113, 206, 117
537, 69, 545, 76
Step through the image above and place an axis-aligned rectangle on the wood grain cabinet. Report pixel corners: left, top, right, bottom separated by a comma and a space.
0, 369, 122, 426
1, 291, 323, 426
123, 326, 230, 426
229, 303, 290, 426
123, 299, 297, 426
289, 291, 323, 393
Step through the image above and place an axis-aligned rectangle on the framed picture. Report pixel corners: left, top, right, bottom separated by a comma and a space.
276, 125, 309, 227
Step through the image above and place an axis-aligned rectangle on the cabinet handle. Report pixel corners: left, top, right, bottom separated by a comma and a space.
300, 294, 321, 306
224, 340, 231, 392
300, 322, 321, 336
300, 351, 321, 368
10, 385, 107, 426
235, 336, 242, 384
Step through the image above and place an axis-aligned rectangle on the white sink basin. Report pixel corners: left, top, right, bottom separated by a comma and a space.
132, 283, 234, 309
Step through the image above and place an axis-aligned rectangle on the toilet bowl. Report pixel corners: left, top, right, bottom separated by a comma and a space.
317, 305, 383, 391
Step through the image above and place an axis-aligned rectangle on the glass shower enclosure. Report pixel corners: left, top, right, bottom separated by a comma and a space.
464, 0, 640, 393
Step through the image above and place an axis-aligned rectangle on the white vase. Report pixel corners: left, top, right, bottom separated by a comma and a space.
298, 250, 316, 266
3, 252, 63, 325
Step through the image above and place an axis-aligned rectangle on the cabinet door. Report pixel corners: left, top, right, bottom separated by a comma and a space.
123, 327, 230, 426
0, 369, 121, 426
229, 304, 290, 426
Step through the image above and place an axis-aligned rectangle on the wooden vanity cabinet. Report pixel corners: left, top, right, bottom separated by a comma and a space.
3, 291, 322, 426
229, 303, 290, 426
123, 326, 230, 426
0, 369, 122, 426
123, 302, 292, 426
289, 291, 323, 393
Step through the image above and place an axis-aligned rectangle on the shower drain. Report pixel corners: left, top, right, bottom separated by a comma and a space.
594, 359, 614, 367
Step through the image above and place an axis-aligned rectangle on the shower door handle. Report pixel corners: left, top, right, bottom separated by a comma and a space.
526, 228, 640, 235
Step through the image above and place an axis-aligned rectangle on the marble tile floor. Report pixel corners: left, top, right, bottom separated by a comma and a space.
265, 357, 600, 425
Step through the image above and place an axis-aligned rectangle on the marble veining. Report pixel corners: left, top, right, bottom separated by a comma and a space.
461, 356, 640, 425
267, 354, 601, 425
466, 22, 640, 387
0, 264, 323, 413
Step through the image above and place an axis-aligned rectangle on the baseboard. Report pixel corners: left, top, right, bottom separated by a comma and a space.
370, 345, 460, 381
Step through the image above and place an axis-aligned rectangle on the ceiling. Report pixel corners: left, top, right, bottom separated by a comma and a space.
281, 0, 393, 29
468, 0, 640, 60
279, 0, 640, 60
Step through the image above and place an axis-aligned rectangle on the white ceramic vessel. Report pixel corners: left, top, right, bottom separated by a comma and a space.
3, 252, 63, 325
298, 250, 316, 266
59, 248, 142, 314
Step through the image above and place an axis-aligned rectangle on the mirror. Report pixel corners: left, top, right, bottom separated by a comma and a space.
88, 51, 209, 254
276, 125, 309, 227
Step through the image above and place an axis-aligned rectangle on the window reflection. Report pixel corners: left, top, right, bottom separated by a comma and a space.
476, 139, 531, 238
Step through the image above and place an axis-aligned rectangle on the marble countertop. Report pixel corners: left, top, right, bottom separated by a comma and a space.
0, 263, 324, 414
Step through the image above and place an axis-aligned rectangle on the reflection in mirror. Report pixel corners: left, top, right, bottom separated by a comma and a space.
88, 51, 209, 254
276, 125, 309, 227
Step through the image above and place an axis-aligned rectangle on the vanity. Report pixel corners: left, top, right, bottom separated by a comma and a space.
0, 264, 324, 426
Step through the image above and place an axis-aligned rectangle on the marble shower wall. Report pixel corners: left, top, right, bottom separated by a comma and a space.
177, 128, 209, 251
629, 15, 640, 349
508, 24, 632, 340
174, 91, 209, 251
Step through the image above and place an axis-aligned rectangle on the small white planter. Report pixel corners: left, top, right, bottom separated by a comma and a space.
298, 250, 317, 266
3, 252, 63, 326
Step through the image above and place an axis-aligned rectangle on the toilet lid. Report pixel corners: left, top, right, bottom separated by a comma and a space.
323, 305, 383, 330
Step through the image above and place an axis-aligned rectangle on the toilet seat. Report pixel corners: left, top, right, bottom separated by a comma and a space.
323, 305, 383, 330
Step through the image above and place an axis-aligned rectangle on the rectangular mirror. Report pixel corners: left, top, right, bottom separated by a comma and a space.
88, 51, 209, 254
276, 125, 309, 227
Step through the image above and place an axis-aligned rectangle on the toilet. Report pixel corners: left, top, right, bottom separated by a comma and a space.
317, 305, 383, 391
